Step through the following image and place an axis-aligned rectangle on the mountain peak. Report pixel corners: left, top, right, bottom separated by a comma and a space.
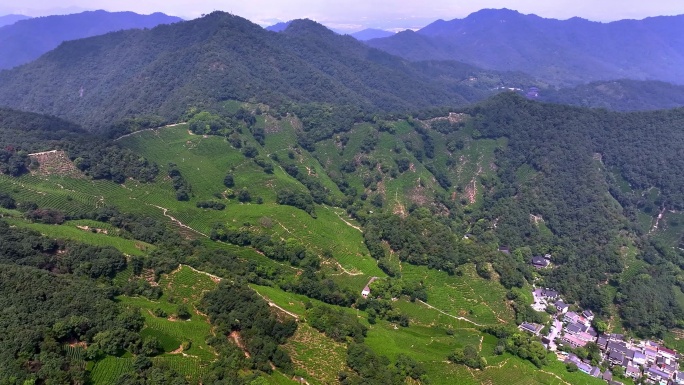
468, 8, 524, 18
367, 9, 684, 86
283, 19, 337, 36
265, 21, 291, 32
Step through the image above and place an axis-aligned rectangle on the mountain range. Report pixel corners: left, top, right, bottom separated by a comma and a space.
1, 6, 684, 385
0, 10, 182, 70
0, 12, 535, 132
366, 8, 684, 86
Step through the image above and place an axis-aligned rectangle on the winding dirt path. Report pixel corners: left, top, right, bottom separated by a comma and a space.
324, 206, 362, 232
416, 300, 484, 327
538, 370, 572, 385
325, 259, 364, 276
146, 204, 208, 237
114, 122, 186, 142
254, 292, 300, 320
183, 265, 223, 283
650, 207, 667, 233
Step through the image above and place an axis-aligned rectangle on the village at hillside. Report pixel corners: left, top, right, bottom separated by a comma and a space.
520, 255, 682, 385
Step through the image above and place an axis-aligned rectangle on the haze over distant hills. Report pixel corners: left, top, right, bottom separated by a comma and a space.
366, 8, 684, 86
351, 28, 395, 41
0, 10, 182, 70
266, 22, 394, 41
0, 14, 30, 27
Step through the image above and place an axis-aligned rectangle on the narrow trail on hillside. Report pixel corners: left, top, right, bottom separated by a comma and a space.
416, 300, 484, 327
114, 122, 186, 141
147, 204, 208, 237
180, 264, 223, 283
254, 292, 300, 320
325, 259, 364, 276
650, 207, 668, 233
324, 206, 362, 232
538, 370, 572, 385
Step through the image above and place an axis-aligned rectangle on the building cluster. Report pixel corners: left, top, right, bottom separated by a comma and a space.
522, 287, 682, 385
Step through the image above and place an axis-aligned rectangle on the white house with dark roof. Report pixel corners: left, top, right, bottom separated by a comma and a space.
589, 366, 601, 377
531, 255, 550, 268
519, 322, 544, 336
659, 346, 677, 360
563, 311, 589, 326
625, 363, 641, 378
632, 351, 647, 366
596, 336, 608, 349
602, 370, 613, 382
647, 366, 671, 384
565, 322, 586, 335
561, 334, 588, 348
540, 288, 559, 299
554, 300, 569, 314
361, 286, 371, 298
608, 351, 625, 365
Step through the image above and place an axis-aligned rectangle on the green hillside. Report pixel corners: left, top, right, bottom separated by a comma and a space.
1, 55, 684, 385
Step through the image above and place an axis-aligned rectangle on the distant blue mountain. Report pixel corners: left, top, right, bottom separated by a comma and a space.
0, 10, 182, 70
366, 8, 684, 85
265, 21, 291, 32
350, 28, 394, 41
0, 14, 30, 28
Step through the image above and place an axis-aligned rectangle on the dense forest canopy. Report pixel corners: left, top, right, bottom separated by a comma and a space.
0, 107, 158, 181
462, 93, 684, 334
539, 79, 684, 111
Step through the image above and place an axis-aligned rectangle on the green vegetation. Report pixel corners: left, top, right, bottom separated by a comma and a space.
0, 13, 517, 132
2, 17, 684, 383
4, 217, 154, 256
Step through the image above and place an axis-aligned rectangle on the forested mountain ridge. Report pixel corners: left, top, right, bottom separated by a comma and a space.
366, 8, 684, 86
0, 10, 182, 70
0, 12, 532, 133
538, 79, 684, 111
462, 94, 684, 335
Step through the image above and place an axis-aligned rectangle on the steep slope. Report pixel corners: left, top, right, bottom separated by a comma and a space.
0, 14, 30, 27
351, 28, 394, 41
0, 12, 529, 133
366, 8, 684, 85
0, 10, 182, 70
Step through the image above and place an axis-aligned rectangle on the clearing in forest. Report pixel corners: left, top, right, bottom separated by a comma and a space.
29, 150, 83, 178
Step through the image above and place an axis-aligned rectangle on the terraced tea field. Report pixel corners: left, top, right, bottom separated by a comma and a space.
401, 263, 515, 325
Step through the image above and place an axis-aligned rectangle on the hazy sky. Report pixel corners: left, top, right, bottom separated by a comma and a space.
2, 0, 684, 32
